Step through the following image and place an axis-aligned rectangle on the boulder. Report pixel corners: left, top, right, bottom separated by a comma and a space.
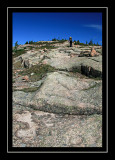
43, 48, 47, 52
78, 51, 90, 57
22, 75, 29, 81
90, 47, 99, 57
72, 48, 81, 52
81, 56, 102, 78
79, 47, 100, 57
43, 55, 102, 78
13, 72, 102, 115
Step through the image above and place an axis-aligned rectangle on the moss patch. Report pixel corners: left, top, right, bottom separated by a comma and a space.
19, 64, 56, 82
18, 87, 39, 92
13, 61, 22, 69
13, 49, 26, 58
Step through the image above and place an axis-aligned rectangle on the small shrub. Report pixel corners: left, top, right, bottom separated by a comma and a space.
14, 41, 19, 49
52, 38, 57, 41
13, 49, 26, 58
25, 41, 28, 44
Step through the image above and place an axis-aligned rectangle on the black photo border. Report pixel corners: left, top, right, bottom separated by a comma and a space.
7, 7, 108, 153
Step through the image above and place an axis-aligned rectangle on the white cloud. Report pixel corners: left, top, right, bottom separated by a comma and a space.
84, 24, 102, 30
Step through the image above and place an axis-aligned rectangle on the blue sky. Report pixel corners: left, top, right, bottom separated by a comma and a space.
12, 12, 102, 46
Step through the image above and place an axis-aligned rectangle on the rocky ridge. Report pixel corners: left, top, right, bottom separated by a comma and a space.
12, 41, 102, 147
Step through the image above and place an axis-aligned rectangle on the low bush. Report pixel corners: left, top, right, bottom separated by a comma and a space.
13, 49, 26, 58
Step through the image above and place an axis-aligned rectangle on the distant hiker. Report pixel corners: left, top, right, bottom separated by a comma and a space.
69, 37, 72, 47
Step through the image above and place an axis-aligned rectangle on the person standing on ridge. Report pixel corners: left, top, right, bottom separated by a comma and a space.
69, 37, 72, 47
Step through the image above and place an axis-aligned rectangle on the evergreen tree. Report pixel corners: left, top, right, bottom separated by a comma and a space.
77, 40, 80, 45
14, 41, 19, 51
52, 38, 57, 41
88, 40, 93, 45
15, 41, 18, 48
96, 42, 99, 46
25, 41, 28, 44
